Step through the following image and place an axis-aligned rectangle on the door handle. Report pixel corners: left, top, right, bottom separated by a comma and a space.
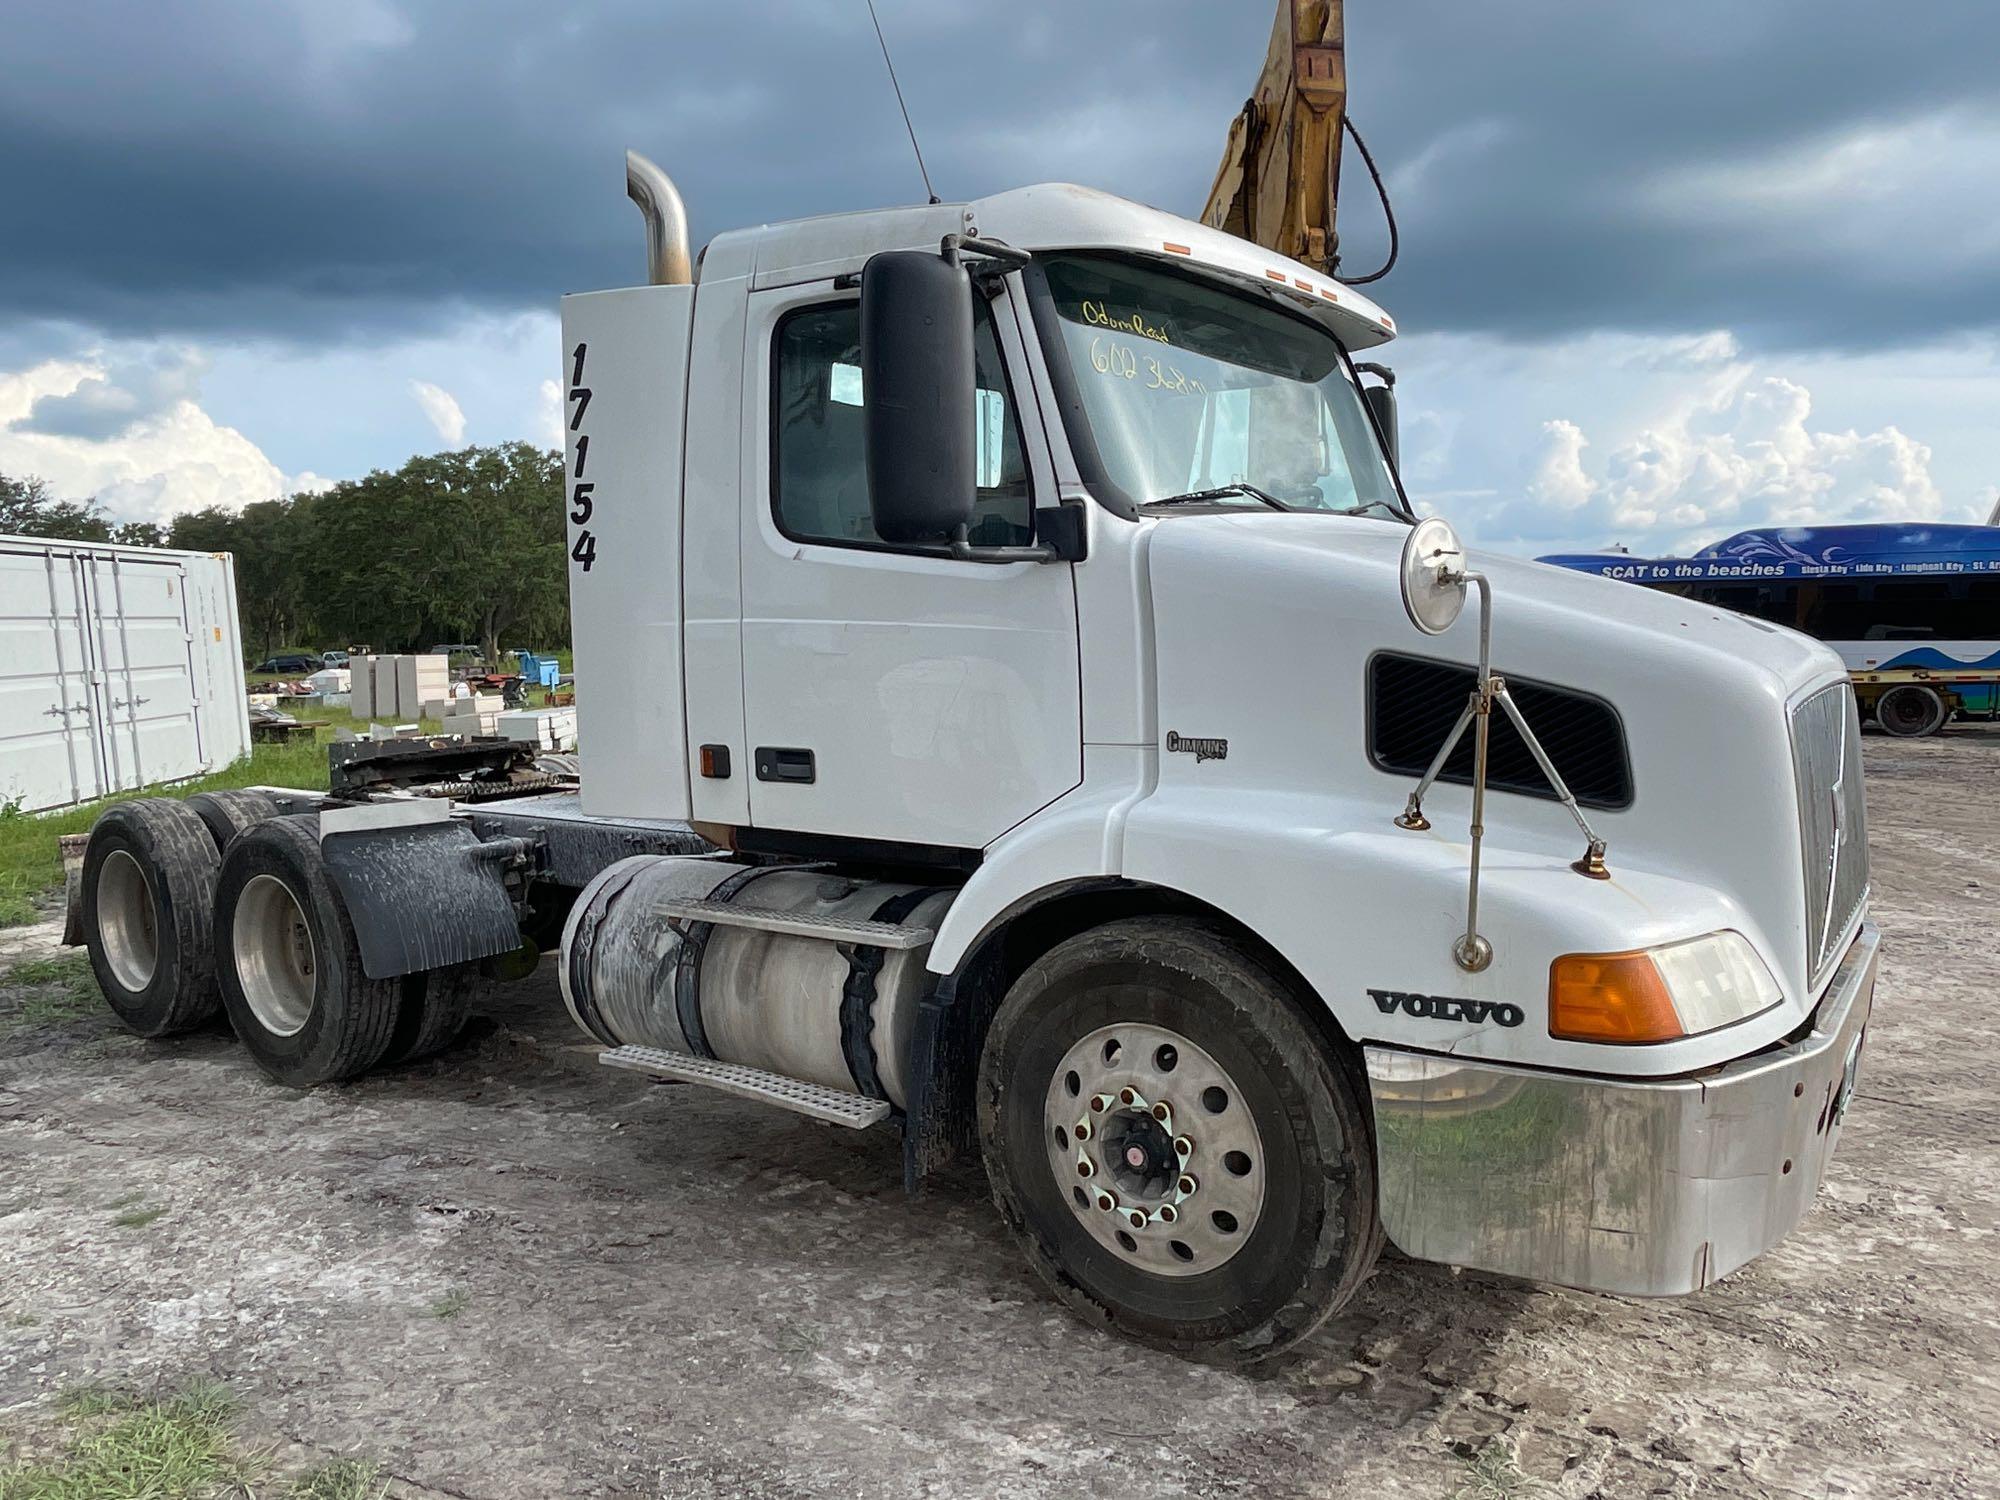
754, 747, 816, 784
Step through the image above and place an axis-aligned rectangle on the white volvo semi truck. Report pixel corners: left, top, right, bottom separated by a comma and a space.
71, 156, 1877, 1363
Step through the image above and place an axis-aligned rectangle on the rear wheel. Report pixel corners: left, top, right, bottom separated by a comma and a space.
1875, 684, 1947, 738
184, 789, 282, 852
978, 919, 1379, 1364
214, 817, 400, 1086
382, 964, 480, 1067
81, 799, 222, 1037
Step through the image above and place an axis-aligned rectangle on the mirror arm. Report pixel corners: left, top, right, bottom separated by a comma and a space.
942, 233, 1033, 280
949, 525, 1057, 565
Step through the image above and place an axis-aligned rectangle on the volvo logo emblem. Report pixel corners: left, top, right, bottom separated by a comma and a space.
1368, 988, 1525, 1028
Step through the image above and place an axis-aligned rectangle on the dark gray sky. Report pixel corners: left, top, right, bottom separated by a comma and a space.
2, 1, 1995, 545
5, 0, 1994, 349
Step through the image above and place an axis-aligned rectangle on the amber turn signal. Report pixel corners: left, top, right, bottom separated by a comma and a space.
1548, 950, 1684, 1044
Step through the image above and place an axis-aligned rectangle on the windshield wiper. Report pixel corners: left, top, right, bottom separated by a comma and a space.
1146, 484, 1290, 512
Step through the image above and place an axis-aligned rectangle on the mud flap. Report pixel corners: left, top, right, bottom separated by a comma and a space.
901, 948, 1006, 1197
320, 821, 524, 980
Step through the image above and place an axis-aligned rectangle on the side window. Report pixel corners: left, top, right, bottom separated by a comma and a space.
773, 296, 1032, 548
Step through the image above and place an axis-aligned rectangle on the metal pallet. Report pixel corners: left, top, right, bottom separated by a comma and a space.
599, 1045, 893, 1128
649, 897, 934, 950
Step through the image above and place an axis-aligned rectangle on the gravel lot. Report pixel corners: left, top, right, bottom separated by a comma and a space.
2, 727, 1996, 1498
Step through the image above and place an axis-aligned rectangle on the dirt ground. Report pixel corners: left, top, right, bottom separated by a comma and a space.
2, 727, 1996, 1499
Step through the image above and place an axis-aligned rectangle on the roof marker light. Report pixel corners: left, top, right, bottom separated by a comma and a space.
1265, 269, 1288, 283
1320, 288, 1340, 303
1294, 278, 1312, 291
1163, 241, 1192, 256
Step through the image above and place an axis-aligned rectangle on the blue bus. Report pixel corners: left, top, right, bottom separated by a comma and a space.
1541, 523, 2000, 734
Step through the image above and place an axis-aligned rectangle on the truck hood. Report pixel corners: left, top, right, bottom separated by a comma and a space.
1150, 512, 1836, 693
1140, 511, 1858, 1009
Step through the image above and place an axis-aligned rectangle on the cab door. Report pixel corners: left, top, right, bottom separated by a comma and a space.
736, 279, 1081, 849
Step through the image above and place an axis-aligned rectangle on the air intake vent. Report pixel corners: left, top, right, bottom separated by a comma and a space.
1368, 654, 1633, 810
1791, 682, 1869, 982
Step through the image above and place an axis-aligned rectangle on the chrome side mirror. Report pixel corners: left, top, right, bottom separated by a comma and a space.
1398, 517, 1467, 635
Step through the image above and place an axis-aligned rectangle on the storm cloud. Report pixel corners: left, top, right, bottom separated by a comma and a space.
4, 1, 1998, 352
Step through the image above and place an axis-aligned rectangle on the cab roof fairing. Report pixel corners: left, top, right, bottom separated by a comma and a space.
697, 183, 1397, 350
968, 183, 1396, 351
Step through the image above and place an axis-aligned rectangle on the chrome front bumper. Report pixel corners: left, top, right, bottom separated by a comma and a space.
1363, 922, 1879, 1297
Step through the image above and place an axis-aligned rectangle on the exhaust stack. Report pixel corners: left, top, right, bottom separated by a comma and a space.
625, 150, 692, 286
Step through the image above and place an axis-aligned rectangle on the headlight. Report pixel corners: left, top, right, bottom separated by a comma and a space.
1548, 931, 1782, 1044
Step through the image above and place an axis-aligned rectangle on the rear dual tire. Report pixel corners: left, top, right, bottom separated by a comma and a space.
81, 799, 223, 1037
214, 818, 401, 1086
184, 789, 282, 852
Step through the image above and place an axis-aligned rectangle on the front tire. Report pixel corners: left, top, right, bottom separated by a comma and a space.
978, 919, 1379, 1364
213, 817, 400, 1086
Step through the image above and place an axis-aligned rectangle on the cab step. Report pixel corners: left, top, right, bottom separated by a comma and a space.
650, 897, 934, 949
598, 1045, 893, 1128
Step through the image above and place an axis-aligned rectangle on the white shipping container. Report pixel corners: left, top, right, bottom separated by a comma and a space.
0, 533, 252, 813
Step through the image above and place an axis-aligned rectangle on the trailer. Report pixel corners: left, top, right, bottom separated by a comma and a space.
67, 159, 1878, 1364
1, 532, 250, 813
1539, 522, 2000, 737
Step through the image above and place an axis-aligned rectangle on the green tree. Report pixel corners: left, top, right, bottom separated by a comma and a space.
0, 473, 112, 541
111, 519, 166, 548
171, 498, 320, 658
305, 444, 565, 663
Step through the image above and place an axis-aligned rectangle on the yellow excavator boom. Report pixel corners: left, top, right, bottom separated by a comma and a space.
1202, 0, 1347, 275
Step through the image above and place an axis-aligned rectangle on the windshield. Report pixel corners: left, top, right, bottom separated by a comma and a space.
1037, 254, 1405, 518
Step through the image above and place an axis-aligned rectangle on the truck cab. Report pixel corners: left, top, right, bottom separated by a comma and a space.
545, 159, 1877, 1356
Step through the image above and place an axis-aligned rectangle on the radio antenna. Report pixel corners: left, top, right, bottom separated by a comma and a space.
864, 0, 940, 205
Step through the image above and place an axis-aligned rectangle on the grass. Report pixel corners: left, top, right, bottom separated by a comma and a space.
290, 1459, 387, 1500
0, 1379, 255, 1499
0, 700, 456, 931
1451, 1440, 1545, 1499
0, 956, 100, 1031
428, 1289, 469, 1320
111, 1207, 167, 1230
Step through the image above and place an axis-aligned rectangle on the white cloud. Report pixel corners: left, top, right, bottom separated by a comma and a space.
0, 356, 305, 525
1525, 419, 1593, 513
1482, 362, 1964, 554
536, 378, 563, 447
1391, 326, 2000, 558
409, 380, 466, 445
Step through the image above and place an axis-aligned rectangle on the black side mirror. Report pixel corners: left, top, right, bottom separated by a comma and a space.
860, 250, 977, 544
1357, 363, 1399, 472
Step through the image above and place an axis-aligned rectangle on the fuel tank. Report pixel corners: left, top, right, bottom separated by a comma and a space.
559, 855, 955, 1109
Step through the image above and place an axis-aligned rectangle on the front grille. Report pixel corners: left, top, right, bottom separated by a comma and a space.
1368, 654, 1633, 810
1791, 682, 1869, 983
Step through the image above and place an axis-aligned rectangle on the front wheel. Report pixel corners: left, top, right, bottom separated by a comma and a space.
978, 919, 1379, 1364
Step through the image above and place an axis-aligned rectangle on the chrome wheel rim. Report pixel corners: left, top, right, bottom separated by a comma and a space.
233, 874, 317, 1037
1043, 1022, 1266, 1278
97, 849, 159, 992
